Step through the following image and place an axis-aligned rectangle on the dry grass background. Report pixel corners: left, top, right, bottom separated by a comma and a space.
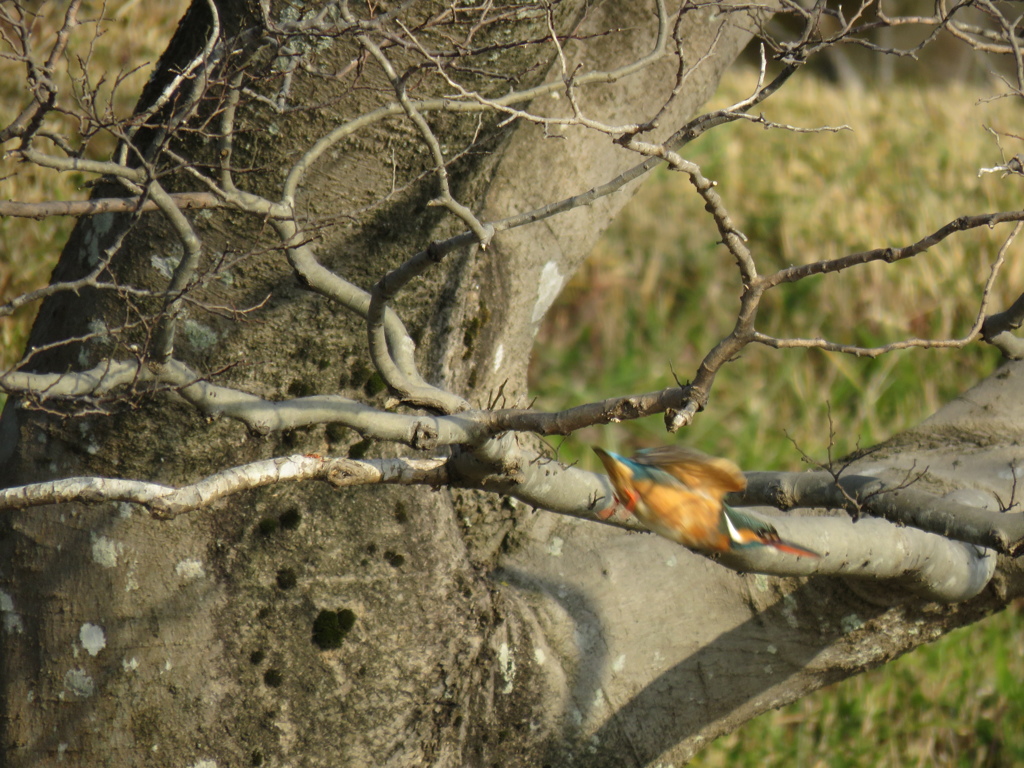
2, 3, 1023, 765
0, 0, 190, 365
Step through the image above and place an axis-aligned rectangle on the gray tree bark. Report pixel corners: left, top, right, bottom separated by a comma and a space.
1, 1, 1023, 767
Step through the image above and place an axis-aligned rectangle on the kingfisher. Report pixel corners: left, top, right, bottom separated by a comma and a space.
593, 446, 820, 558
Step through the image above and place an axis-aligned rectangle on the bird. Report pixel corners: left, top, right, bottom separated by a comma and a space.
593, 445, 820, 558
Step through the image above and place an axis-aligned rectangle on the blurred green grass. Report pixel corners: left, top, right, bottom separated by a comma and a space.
532, 73, 1023, 471
532, 71, 1024, 766
691, 602, 1024, 768
0, 0, 189, 378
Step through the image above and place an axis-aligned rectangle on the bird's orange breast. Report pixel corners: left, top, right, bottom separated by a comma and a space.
629, 479, 731, 552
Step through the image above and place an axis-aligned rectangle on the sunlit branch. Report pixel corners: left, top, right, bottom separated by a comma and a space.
737, 470, 1024, 556
0, 192, 221, 219
272, 219, 467, 414
0, 454, 449, 519
452, 440, 994, 599
0, 438, 995, 599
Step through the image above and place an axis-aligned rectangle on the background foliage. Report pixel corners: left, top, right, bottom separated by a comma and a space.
533, 73, 1022, 471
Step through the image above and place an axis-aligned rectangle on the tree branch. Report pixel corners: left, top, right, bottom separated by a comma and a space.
0, 192, 222, 219
0, 454, 448, 519
736, 470, 1024, 556
0, 442, 996, 602
446, 441, 997, 602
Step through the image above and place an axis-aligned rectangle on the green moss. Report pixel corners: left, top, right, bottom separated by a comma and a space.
463, 316, 482, 357
287, 379, 317, 398
249, 649, 265, 665
311, 609, 357, 650
251, 749, 264, 766
279, 508, 302, 530
348, 359, 371, 389
258, 509, 301, 537
363, 371, 386, 397
383, 550, 405, 568
325, 422, 347, 445
130, 707, 162, 743
256, 517, 278, 536
263, 668, 283, 687
276, 568, 297, 590
462, 302, 490, 358
394, 502, 408, 524
347, 439, 371, 459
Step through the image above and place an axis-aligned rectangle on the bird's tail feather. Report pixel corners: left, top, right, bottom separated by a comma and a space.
765, 539, 821, 559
